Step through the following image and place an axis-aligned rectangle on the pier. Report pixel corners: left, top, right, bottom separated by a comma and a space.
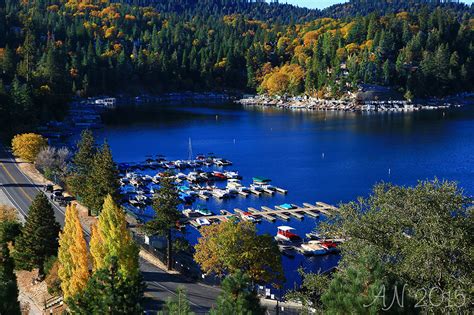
184, 202, 338, 226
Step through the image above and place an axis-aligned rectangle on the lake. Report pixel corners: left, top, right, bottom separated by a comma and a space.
95, 101, 474, 292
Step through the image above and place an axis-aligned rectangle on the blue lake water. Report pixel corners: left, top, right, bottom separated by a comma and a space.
95, 101, 474, 291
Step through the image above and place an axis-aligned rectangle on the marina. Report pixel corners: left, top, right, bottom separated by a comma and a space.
96, 100, 474, 293
118, 153, 290, 219
182, 202, 334, 227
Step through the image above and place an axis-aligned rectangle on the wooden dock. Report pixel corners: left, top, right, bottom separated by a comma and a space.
248, 207, 275, 222
262, 206, 290, 220
182, 202, 338, 225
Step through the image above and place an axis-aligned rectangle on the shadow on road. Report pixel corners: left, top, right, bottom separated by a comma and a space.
1, 183, 43, 189
141, 271, 192, 285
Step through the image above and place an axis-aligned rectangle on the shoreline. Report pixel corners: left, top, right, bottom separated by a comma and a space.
236, 92, 474, 112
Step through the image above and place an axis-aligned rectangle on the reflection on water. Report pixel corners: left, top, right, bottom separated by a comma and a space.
96, 101, 474, 291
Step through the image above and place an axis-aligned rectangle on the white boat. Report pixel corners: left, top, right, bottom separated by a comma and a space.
240, 212, 261, 223
195, 218, 211, 227
182, 209, 199, 218
187, 172, 199, 182
300, 241, 328, 256
224, 171, 240, 179
175, 173, 187, 181
211, 188, 229, 199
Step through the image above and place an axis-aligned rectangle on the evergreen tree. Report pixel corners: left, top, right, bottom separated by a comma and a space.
89, 195, 139, 279
68, 256, 144, 314
68, 129, 96, 197
13, 193, 60, 278
58, 204, 89, 300
160, 287, 194, 315
210, 271, 265, 315
145, 173, 181, 270
0, 242, 21, 315
83, 141, 119, 216
321, 249, 414, 314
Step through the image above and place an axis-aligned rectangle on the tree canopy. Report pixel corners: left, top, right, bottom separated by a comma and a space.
194, 220, 284, 285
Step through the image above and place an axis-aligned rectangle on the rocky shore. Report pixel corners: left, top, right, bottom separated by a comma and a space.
236, 94, 467, 112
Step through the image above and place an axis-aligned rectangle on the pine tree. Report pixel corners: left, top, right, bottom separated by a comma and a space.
0, 243, 21, 315
210, 271, 265, 315
89, 195, 139, 279
160, 287, 194, 315
83, 141, 119, 216
68, 256, 144, 314
13, 193, 60, 278
321, 249, 414, 314
145, 173, 181, 270
68, 129, 96, 197
58, 204, 89, 300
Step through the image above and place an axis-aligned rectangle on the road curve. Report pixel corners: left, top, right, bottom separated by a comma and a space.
0, 145, 219, 313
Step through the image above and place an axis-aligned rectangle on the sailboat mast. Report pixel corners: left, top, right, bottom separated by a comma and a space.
188, 137, 193, 160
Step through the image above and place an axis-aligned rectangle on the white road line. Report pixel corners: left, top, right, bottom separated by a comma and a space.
0, 184, 28, 220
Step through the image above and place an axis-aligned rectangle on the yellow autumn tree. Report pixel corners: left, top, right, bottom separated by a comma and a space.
57, 204, 89, 300
89, 195, 139, 279
11, 133, 47, 162
260, 64, 305, 96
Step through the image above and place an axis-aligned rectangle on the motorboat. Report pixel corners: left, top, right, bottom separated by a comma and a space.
195, 218, 211, 227
240, 212, 261, 223
300, 241, 328, 256
274, 226, 302, 244
195, 207, 213, 216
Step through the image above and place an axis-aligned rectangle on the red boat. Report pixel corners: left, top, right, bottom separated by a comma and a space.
212, 171, 227, 180
274, 226, 302, 244
320, 241, 339, 253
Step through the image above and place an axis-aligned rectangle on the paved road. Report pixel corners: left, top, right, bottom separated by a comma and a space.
0, 146, 219, 313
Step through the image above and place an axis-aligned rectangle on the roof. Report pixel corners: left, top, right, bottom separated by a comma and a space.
277, 226, 295, 231
252, 177, 271, 183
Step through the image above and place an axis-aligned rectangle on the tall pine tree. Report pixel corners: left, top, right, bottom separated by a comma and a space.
83, 141, 119, 216
13, 193, 60, 278
145, 173, 181, 270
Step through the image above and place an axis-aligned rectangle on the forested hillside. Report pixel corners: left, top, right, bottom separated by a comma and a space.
0, 0, 473, 133
323, 0, 472, 18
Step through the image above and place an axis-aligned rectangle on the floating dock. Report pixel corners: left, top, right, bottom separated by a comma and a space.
248, 207, 275, 222
181, 202, 337, 225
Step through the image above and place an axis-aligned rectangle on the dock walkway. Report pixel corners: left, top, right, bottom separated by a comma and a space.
183, 202, 337, 225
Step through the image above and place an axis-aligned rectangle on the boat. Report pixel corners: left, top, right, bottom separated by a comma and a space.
195, 207, 213, 216
211, 188, 229, 199
252, 177, 276, 193
174, 160, 188, 169
240, 212, 261, 223
196, 154, 206, 160
274, 226, 302, 244
187, 172, 200, 182
299, 241, 328, 256
182, 209, 200, 218
277, 203, 297, 210
178, 185, 197, 197
164, 162, 176, 169
195, 218, 211, 227
224, 171, 240, 179
175, 173, 187, 181
213, 157, 232, 167
320, 240, 339, 253
211, 171, 227, 180
305, 232, 321, 240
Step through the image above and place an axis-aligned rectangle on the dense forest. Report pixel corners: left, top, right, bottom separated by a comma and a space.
0, 0, 473, 133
